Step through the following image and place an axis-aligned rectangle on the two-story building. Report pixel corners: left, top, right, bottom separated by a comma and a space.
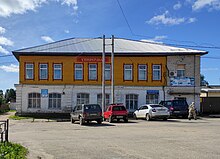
12, 37, 207, 116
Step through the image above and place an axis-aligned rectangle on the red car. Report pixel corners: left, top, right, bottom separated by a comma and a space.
104, 103, 128, 123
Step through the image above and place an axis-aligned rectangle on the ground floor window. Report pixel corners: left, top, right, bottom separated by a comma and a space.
77, 93, 89, 105
28, 93, 41, 108
146, 94, 159, 104
125, 94, 138, 110
97, 94, 110, 108
49, 93, 61, 109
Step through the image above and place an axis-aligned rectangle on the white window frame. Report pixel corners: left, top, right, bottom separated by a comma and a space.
125, 94, 138, 111
53, 64, 62, 80
146, 94, 159, 104
97, 94, 110, 108
39, 64, 48, 80
89, 64, 97, 80
49, 93, 61, 109
105, 64, 111, 80
124, 64, 133, 80
153, 65, 161, 81
74, 64, 83, 80
138, 64, 147, 80
28, 93, 41, 108
77, 93, 89, 105
25, 63, 34, 79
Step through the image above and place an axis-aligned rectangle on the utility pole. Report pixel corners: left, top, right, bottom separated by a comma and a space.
111, 35, 115, 104
102, 35, 106, 115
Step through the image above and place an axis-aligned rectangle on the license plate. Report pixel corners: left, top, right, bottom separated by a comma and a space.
116, 116, 123, 119
90, 113, 97, 116
174, 111, 180, 113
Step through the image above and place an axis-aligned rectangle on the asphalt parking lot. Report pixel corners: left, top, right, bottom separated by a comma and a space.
8, 117, 220, 159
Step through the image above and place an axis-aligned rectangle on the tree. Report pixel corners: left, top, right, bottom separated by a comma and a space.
201, 74, 209, 86
4, 88, 16, 103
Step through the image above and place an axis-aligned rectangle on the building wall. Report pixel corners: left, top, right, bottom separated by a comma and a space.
19, 55, 166, 86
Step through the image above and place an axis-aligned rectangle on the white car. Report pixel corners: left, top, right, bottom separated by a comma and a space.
133, 104, 170, 121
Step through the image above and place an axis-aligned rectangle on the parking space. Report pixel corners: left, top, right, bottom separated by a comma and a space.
8, 118, 220, 159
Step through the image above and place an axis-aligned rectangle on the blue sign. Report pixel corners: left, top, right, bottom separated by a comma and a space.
147, 90, 159, 95
170, 77, 195, 86
41, 89, 48, 98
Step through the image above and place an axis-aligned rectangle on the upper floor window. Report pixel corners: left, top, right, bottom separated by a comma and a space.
124, 64, 133, 80
53, 64, 62, 80
138, 64, 147, 80
74, 64, 83, 80
105, 64, 111, 80
39, 64, 48, 80
153, 65, 161, 81
89, 64, 97, 80
49, 93, 61, 109
177, 64, 185, 77
28, 93, 41, 108
77, 93, 89, 105
25, 63, 34, 80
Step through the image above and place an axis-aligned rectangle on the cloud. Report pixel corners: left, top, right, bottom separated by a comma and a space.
187, 17, 197, 23
41, 36, 54, 43
0, 64, 19, 73
0, 0, 47, 17
147, 11, 196, 25
192, 0, 220, 11
0, 36, 14, 46
173, 1, 182, 10
61, 0, 78, 14
0, 27, 6, 34
0, 46, 9, 54
64, 30, 70, 33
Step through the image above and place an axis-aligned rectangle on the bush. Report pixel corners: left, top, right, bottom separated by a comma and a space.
0, 142, 28, 159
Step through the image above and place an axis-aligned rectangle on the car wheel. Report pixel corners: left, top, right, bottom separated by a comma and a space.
117, 119, 120, 122
146, 114, 151, 121
163, 118, 167, 121
124, 118, 128, 123
97, 119, 102, 124
109, 116, 113, 123
79, 117, 84, 125
133, 114, 138, 120
71, 117, 75, 124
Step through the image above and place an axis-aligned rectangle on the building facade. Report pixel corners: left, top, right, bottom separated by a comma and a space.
13, 38, 207, 115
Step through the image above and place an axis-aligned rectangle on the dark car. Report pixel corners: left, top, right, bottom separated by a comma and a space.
159, 100, 188, 118
70, 104, 103, 125
104, 103, 128, 123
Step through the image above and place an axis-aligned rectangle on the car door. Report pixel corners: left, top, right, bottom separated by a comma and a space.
104, 106, 111, 119
135, 106, 142, 118
71, 106, 77, 120
139, 106, 148, 118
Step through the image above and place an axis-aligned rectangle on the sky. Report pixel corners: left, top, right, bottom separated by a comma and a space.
0, 0, 220, 92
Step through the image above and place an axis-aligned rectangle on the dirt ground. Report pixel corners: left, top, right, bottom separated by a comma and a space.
1, 114, 220, 159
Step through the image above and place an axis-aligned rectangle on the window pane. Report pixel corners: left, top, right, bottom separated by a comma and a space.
40, 64, 48, 79
26, 64, 34, 79
124, 65, 132, 80
75, 64, 83, 80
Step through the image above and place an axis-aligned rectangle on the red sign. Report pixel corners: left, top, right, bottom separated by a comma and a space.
76, 57, 110, 62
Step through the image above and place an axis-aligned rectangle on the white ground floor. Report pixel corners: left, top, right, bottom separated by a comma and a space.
15, 84, 201, 114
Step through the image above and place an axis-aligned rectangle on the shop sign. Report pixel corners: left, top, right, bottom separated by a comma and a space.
76, 57, 110, 62
170, 77, 195, 86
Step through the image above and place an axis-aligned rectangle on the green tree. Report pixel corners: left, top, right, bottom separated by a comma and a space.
201, 74, 209, 86
4, 88, 16, 103
0, 90, 3, 106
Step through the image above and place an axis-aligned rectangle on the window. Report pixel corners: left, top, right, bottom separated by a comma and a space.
138, 64, 147, 80
146, 94, 159, 104
126, 94, 138, 110
49, 93, 61, 109
105, 64, 111, 80
89, 64, 97, 80
74, 64, 83, 80
177, 64, 185, 77
77, 93, 89, 105
153, 65, 161, 81
25, 63, 34, 79
53, 64, 62, 80
28, 93, 41, 108
124, 64, 133, 80
39, 64, 48, 80
97, 94, 110, 107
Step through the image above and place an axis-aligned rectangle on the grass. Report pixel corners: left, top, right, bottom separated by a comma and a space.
9, 115, 32, 120
0, 142, 28, 159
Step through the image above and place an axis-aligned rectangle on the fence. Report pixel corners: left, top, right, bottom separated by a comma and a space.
0, 119, 9, 142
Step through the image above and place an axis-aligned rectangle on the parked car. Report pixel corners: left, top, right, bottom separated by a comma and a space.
70, 104, 103, 125
133, 104, 170, 121
159, 100, 188, 118
104, 103, 128, 123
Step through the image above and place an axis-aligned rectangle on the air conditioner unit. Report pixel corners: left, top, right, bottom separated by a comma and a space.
169, 71, 177, 77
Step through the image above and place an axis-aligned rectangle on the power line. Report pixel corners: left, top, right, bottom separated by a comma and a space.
0, 55, 13, 58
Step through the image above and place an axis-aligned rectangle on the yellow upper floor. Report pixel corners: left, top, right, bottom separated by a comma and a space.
19, 55, 167, 86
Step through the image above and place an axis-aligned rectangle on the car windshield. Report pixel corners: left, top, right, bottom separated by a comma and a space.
150, 105, 163, 108
84, 105, 101, 112
112, 106, 126, 111
173, 100, 188, 106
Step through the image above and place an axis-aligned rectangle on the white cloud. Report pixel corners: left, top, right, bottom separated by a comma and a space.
64, 30, 70, 33
173, 1, 182, 10
147, 11, 185, 25
41, 36, 54, 43
147, 11, 197, 25
0, 64, 19, 73
0, 27, 6, 34
0, 36, 14, 46
0, 0, 47, 17
192, 0, 220, 11
0, 46, 9, 54
61, 0, 78, 14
